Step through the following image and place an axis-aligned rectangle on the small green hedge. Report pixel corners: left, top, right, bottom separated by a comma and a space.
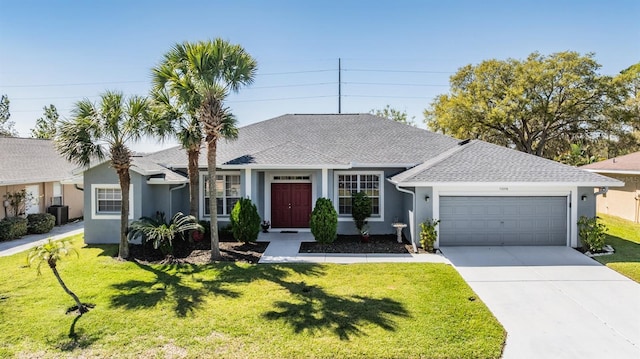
310, 197, 338, 244
0, 217, 28, 241
230, 198, 261, 242
27, 213, 56, 234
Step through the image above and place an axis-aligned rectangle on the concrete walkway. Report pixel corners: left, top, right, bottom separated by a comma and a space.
441, 246, 640, 359
0, 220, 84, 257
257, 231, 450, 264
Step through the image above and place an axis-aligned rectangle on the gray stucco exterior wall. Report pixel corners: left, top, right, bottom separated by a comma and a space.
84, 163, 144, 244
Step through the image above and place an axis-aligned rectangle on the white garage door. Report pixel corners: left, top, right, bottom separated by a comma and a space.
439, 196, 568, 246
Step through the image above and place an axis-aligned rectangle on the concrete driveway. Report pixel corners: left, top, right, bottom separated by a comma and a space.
440, 246, 640, 359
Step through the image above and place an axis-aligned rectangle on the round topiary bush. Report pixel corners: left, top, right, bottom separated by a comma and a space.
230, 198, 261, 243
351, 191, 372, 232
27, 213, 56, 234
310, 197, 338, 244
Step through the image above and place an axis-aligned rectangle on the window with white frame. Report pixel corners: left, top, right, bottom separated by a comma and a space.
90, 184, 133, 220
336, 172, 382, 216
203, 174, 241, 216
96, 188, 122, 213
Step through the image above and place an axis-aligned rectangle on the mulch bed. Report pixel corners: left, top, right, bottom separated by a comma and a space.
129, 234, 269, 265
300, 234, 430, 254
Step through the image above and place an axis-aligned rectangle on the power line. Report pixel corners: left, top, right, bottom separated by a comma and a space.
227, 95, 336, 103
344, 81, 448, 87
344, 68, 454, 74
1, 80, 148, 88
345, 95, 432, 99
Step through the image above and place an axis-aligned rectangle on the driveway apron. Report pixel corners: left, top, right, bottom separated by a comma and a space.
441, 246, 640, 359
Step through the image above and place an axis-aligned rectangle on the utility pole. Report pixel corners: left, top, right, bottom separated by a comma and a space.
338, 58, 342, 113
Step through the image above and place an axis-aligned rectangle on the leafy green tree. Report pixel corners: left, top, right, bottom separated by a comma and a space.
594, 62, 640, 158
31, 104, 59, 139
371, 105, 416, 126
27, 239, 87, 314
55, 91, 158, 259
555, 143, 597, 166
150, 84, 204, 218
310, 198, 338, 244
0, 94, 18, 137
128, 211, 203, 257
425, 52, 612, 159
230, 198, 261, 243
152, 39, 257, 260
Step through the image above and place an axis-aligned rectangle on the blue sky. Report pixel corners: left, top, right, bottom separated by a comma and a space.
1, 0, 638, 151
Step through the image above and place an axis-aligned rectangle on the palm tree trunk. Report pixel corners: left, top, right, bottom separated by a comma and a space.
187, 147, 200, 217
208, 139, 221, 260
118, 170, 131, 259
50, 264, 86, 314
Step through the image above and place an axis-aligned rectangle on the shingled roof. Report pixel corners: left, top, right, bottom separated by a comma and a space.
87, 113, 621, 187
0, 137, 77, 185
147, 113, 460, 167
581, 151, 640, 173
390, 140, 623, 186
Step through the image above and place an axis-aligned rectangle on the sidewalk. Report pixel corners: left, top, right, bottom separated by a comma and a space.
0, 220, 84, 257
257, 231, 450, 264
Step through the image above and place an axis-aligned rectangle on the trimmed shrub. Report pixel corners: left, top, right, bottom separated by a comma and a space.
420, 218, 440, 253
577, 216, 607, 252
310, 198, 338, 244
351, 191, 372, 232
230, 198, 261, 242
0, 217, 28, 241
27, 213, 56, 234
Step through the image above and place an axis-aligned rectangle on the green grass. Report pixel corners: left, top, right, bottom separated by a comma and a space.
596, 214, 640, 282
0, 234, 505, 358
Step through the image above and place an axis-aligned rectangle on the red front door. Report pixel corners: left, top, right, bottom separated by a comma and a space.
271, 183, 312, 228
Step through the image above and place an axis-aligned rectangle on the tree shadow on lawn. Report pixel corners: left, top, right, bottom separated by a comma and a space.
109, 262, 409, 340
110, 261, 242, 317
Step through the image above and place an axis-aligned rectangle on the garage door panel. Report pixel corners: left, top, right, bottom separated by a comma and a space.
440, 196, 567, 246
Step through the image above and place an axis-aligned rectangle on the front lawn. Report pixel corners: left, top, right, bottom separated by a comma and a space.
596, 214, 640, 282
0, 234, 505, 358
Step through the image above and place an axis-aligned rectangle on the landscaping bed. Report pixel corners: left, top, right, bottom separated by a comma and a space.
129, 234, 268, 264
299, 234, 430, 254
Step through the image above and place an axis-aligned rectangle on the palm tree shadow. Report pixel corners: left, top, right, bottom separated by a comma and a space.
110, 261, 240, 317
262, 280, 410, 340
47, 313, 98, 352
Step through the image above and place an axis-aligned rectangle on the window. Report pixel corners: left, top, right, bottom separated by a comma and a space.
90, 184, 133, 220
96, 188, 122, 213
336, 172, 381, 216
203, 174, 241, 216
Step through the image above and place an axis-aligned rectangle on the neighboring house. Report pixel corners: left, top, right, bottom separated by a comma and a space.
80, 114, 622, 248
0, 137, 84, 222
582, 151, 640, 223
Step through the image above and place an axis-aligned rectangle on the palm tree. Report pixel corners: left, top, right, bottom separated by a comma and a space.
152, 39, 257, 260
56, 91, 158, 259
150, 88, 203, 217
28, 239, 87, 314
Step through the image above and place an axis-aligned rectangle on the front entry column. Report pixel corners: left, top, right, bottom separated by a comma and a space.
245, 168, 252, 199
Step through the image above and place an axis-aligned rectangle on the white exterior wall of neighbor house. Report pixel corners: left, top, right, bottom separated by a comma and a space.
411, 184, 589, 248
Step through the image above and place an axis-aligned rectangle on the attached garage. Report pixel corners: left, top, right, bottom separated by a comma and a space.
439, 196, 568, 246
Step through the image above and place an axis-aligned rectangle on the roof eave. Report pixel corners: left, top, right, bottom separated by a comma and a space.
392, 181, 625, 188
583, 169, 640, 175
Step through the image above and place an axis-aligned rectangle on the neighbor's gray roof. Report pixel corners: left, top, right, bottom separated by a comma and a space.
390, 140, 624, 186
147, 114, 460, 167
0, 137, 78, 185
581, 151, 640, 173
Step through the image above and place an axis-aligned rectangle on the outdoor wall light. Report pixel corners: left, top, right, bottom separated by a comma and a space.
2, 200, 8, 208
581, 195, 588, 201
424, 195, 430, 202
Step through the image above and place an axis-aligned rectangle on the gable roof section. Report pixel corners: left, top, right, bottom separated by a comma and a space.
391, 140, 624, 186
0, 137, 78, 185
581, 151, 640, 174
147, 114, 461, 168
